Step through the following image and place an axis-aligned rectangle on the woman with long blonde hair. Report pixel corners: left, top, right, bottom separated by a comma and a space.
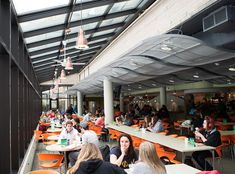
132, 141, 166, 174
67, 143, 126, 174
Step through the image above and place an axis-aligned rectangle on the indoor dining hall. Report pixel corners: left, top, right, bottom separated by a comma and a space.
1, 0, 235, 174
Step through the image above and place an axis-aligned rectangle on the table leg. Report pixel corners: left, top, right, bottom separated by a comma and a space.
64, 151, 67, 173
182, 152, 185, 163
211, 150, 215, 169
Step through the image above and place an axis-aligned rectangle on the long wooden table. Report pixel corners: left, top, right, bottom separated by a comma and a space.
108, 124, 215, 168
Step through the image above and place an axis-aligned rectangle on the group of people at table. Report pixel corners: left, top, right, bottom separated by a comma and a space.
39, 109, 223, 174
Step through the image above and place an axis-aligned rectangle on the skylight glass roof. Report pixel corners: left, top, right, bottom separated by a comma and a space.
11, 0, 155, 82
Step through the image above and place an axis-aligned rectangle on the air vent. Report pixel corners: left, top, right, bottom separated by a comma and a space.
203, 6, 235, 32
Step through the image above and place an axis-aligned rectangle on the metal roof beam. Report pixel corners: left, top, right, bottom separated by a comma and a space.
24, 9, 136, 38
32, 46, 101, 64
18, 0, 130, 22
27, 22, 124, 48
29, 32, 114, 56
31, 41, 105, 63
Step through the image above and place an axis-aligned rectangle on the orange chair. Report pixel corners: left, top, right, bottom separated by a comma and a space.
205, 145, 223, 170
156, 147, 181, 164
131, 136, 142, 149
131, 124, 139, 128
177, 136, 187, 140
27, 170, 60, 174
168, 134, 178, 138
41, 133, 57, 145
34, 130, 43, 141
221, 135, 233, 158
37, 154, 64, 172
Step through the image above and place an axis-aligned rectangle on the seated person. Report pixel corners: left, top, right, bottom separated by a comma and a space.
73, 117, 81, 133
95, 114, 109, 142
192, 116, 221, 171
115, 113, 125, 125
147, 115, 164, 133
133, 142, 166, 174
68, 143, 127, 174
110, 134, 138, 169
83, 112, 92, 122
59, 120, 79, 144
124, 116, 134, 126
142, 115, 151, 128
69, 121, 99, 166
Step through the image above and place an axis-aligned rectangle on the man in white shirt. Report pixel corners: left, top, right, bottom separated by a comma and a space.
59, 120, 79, 144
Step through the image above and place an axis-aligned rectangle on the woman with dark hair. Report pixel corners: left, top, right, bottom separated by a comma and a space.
192, 116, 221, 171
110, 134, 138, 169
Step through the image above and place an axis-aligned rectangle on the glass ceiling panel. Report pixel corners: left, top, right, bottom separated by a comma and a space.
32, 56, 57, 64
12, 0, 70, 15
88, 38, 108, 44
25, 30, 63, 44
66, 34, 91, 44
109, 0, 142, 13
100, 16, 127, 27
70, 22, 98, 34
20, 13, 66, 32
92, 28, 116, 37
71, 5, 109, 22
28, 42, 61, 52
31, 50, 59, 59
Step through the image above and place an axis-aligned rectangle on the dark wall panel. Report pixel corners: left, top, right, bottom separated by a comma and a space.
0, 55, 11, 173
11, 65, 19, 170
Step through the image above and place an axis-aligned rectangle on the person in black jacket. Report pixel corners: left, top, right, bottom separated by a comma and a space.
192, 116, 221, 171
68, 143, 126, 174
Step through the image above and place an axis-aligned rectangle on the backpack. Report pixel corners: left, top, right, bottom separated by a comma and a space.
99, 144, 110, 162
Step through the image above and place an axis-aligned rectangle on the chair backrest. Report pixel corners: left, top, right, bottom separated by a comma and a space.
34, 130, 43, 140
28, 170, 60, 174
37, 153, 64, 168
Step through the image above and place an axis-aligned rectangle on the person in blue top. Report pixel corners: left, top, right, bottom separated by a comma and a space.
110, 134, 138, 169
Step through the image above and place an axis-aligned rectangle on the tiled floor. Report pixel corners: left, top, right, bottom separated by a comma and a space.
32, 141, 235, 174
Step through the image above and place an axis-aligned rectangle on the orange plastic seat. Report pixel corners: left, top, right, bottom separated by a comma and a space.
41, 133, 58, 145
27, 170, 60, 174
177, 136, 187, 140
34, 130, 43, 141
168, 134, 178, 138
37, 153, 64, 171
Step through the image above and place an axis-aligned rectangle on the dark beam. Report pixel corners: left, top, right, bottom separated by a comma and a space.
24, 9, 136, 38
29, 32, 114, 56
31, 42, 104, 63
18, 0, 129, 23
27, 22, 124, 48
33, 48, 99, 67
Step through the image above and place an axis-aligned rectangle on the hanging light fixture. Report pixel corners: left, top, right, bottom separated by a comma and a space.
65, 57, 73, 70
60, 69, 66, 79
75, 0, 89, 49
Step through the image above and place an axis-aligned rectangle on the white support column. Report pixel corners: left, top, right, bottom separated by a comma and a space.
103, 78, 114, 124
160, 87, 166, 106
77, 91, 83, 116
120, 93, 124, 112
